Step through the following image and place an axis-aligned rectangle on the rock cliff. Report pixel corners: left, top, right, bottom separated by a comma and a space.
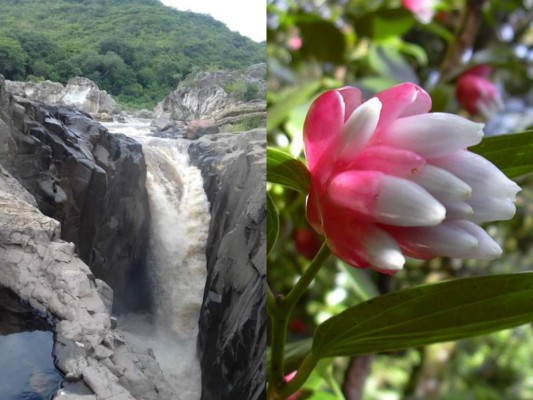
155, 64, 266, 133
0, 75, 150, 312
6, 77, 117, 116
188, 129, 266, 400
0, 169, 176, 400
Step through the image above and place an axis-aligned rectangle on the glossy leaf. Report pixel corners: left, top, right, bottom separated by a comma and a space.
372, 8, 414, 42
298, 17, 346, 63
267, 192, 279, 256
313, 273, 533, 358
267, 147, 311, 194
470, 130, 533, 178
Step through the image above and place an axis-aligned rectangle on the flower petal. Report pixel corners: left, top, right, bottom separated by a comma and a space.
328, 171, 445, 226
441, 201, 474, 220
430, 150, 521, 202
410, 165, 472, 202
337, 97, 382, 164
467, 195, 517, 223
351, 145, 426, 178
392, 222, 480, 259
306, 183, 324, 235
453, 220, 502, 259
365, 226, 405, 272
381, 113, 484, 158
374, 82, 432, 131
337, 86, 363, 123
303, 90, 346, 173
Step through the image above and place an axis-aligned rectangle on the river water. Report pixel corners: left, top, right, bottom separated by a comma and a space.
0, 287, 62, 400
102, 118, 210, 399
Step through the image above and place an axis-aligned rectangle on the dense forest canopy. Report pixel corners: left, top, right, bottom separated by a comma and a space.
0, 0, 266, 108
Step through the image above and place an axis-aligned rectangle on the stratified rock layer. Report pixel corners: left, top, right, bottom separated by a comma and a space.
188, 129, 266, 400
154, 64, 266, 133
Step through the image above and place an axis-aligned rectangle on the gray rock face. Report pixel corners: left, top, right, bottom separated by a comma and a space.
188, 129, 266, 400
0, 178, 176, 400
5, 77, 117, 115
0, 76, 150, 312
155, 64, 266, 131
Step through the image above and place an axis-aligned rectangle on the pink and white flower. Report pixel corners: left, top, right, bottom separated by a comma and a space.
456, 65, 503, 117
303, 83, 520, 274
402, 0, 438, 24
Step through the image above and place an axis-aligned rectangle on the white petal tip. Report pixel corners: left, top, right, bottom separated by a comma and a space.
427, 202, 447, 225
377, 250, 406, 271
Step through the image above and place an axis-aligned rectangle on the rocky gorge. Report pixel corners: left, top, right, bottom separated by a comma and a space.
0, 66, 266, 400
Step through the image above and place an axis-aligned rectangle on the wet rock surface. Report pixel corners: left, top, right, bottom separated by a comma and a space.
188, 129, 266, 400
0, 75, 151, 312
0, 178, 176, 400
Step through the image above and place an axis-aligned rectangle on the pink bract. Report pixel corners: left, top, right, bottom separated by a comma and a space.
456, 67, 502, 116
303, 83, 520, 274
402, 0, 438, 23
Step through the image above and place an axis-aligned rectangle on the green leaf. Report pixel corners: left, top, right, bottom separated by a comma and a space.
267, 147, 311, 194
470, 131, 533, 178
267, 192, 279, 256
267, 81, 321, 132
297, 16, 346, 64
372, 8, 414, 42
313, 273, 533, 358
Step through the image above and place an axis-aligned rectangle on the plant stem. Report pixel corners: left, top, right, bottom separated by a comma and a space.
279, 352, 320, 398
285, 242, 331, 308
268, 242, 331, 399
438, 0, 488, 83
267, 284, 277, 317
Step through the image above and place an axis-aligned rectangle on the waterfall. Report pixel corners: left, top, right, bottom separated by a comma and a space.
102, 118, 210, 399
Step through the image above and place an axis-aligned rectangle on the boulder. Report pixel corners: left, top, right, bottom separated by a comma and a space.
154, 63, 266, 121
186, 119, 220, 139
188, 129, 266, 400
5, 77, 117, 115
133, 109, 154, 119
62, 77, 117, 115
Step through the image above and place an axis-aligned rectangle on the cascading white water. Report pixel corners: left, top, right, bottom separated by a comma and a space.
102, 118, 210, 399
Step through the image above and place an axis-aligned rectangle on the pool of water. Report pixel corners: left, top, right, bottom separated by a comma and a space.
0, 287, 62, 400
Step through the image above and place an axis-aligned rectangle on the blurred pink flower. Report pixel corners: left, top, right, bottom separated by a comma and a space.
294, 227, 322, 260
402, 0, 438, 24
288, 35, 302, 51
456, 65, 503, 117
303, 83, 520, 274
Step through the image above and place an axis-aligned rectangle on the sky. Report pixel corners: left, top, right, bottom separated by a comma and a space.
160, 0, 266, 43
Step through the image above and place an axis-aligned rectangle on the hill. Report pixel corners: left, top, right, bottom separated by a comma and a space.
0, 0, 265, 108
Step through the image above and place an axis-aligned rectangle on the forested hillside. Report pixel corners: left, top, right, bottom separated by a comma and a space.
0, 0, 265, 108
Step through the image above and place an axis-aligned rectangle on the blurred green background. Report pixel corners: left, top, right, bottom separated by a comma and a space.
266, 0, 533, 398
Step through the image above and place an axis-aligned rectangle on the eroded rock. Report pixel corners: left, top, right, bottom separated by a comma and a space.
155, 64, 266, 131
0, 179, 176, 400
5, 77, 117, 116
0, 78, 150, 313
188, 129, 266, 400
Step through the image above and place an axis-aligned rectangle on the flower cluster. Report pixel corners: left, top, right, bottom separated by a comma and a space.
303, 83, 520, 274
